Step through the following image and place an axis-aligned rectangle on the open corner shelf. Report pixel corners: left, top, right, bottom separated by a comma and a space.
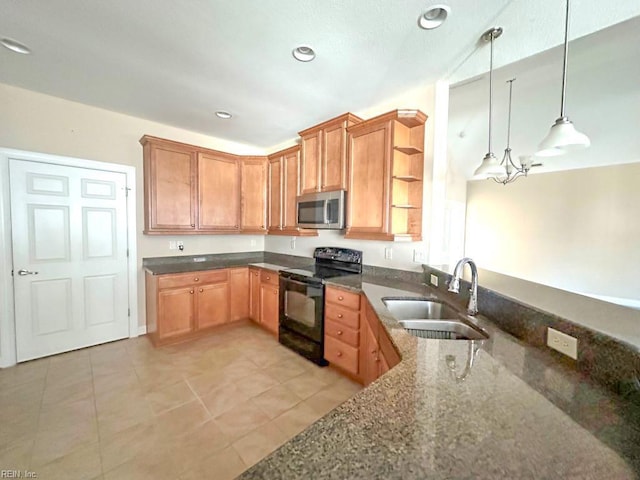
392, 175, 422, 183
391, 204, 420, 209
394, 146, 423, 155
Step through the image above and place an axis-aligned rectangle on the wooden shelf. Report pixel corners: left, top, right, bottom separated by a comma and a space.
394, 146, 423, 155
391, 204, 420, 209
392, 175, 422, 183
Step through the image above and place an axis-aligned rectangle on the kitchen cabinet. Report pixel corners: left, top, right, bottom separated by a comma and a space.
141, 136, 197, 233
249, 267, 261, 322
229, 267, 249, 321
267, 146, 317, 236
145, 269, 231, 346
298, 113, 363, 194
259, 270, 279, 336
345, 109, 427, 241
198, 152, 241, 232
324, 285, 400, 385
240, 157, 268, 233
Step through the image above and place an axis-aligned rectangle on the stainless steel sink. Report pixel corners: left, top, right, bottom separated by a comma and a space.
398, 319, 489, 340
382, 298, 459, 320
382, 297, 489, 340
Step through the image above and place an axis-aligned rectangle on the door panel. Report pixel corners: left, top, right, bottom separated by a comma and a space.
158, 287, 194, 338
300, 132, 321, 194
198, 153, 240, 231
322, 123, 346, 191
10, 159, 130, 362
240, 158, 267, 232
197, 283, 229, 329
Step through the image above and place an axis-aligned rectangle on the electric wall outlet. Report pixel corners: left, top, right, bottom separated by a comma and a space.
547, 327, 578, 359
290, 237, 296, 250
176, 241, 184, 251
250, 239, 257, 247
169, 241, 177, 250
384, 247, 393, 260
430, 274, 439, 287
413, 250, 425, 263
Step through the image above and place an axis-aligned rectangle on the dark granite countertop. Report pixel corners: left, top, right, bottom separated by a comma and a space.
239, 273, 640, 479
142, 253, 311, 275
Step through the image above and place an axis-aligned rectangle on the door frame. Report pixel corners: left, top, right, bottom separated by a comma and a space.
0, 148, 138, 367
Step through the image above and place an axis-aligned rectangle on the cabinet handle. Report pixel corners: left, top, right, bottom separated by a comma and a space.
337, 330, 343, 335
190, 290, 194, 294
336, 351, 343, 357
199, 288, 203, 293
338, 296, 344, 301
337, 313, 343, 318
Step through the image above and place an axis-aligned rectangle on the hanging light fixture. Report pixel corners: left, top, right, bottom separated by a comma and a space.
490, 78, 542, 185
536, 0, 590, 157
473, 27, 505, 179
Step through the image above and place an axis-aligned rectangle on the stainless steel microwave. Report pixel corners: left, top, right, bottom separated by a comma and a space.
296, 190, 346, 229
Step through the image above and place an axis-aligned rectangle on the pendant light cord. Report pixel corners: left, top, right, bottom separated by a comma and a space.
560, 0, 570, 118
488, 32, 494, 154
506, 78, 514, 148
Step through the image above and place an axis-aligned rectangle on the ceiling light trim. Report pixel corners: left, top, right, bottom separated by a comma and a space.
215, 111, 232, 119
292, 45, 316, 62
1, 37, 31, 54
418, 5, 451, 30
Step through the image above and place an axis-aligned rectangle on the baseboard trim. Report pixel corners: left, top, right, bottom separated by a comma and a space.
137, 325, 147, 336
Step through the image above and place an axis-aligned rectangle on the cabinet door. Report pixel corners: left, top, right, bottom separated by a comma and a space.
145, 142, 196, 232
241, 158, 268, 233
362, 317, 379, 386
196, 282, 229, 329
300, 131, 321, 194
283, 149, 301, 231
229, 268, 249, 321
249, 268, 261, 322
322, 121, 347, 191
346, 123, 391, 236
198, 153, 240, 231
268, 157, 282, 232
260, 284, 279, 335
158, 287, 195, 339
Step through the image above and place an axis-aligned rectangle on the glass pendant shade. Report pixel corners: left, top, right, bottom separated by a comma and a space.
473, 152, 504, 178
536, 116, 591, 157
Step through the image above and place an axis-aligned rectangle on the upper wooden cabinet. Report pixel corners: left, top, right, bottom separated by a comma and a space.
198, 152, 240, 232
267, 146, 317, 236
240, 157, 268, 233
345, 110, 427, 241
298, 113, 363, 194
141, 136, 197, 232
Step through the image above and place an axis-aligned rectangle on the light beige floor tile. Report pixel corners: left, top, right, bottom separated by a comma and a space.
232, 421, 289, 468
271, 401, 323, 438
35, 441, 102, 480
303, 383, 357, 417
185, 369, 232, 398
200, 383, 250, 418
154, 399, 210, 439
103, 448, 182, 480
251, 384, 302, 420
38, 397, 97, 432
97, 401, 153, 439
42, 378, 94, 407
0, 437, 34, 471
220, 357, 260, 381
0, 358, 49, 389
99, 420, 160, 473
213, 399, 270, 440
263, 359, 308, 383
234, 371, 279, 398
0, 377, 45, 406
31, 417, 99, 467
145, 380, 196, 414
179, 445, 247, 480
93, 369, 140, 395
283, 372, 329, 400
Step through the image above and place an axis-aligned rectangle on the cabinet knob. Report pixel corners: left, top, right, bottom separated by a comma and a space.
336, 351, 343, 357
194, 277, 199, 282
337, 314, 343, 318
338, 296, 344, 301
190, 290, 194, 294
337, 330, 343, 335
199, 288, 203, 293
371, 349, 377, 355
191, 224, 195, 227
235, 225, 239, 228
266, 276, 270, 280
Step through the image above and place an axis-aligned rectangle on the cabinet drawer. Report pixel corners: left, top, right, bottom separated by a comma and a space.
324, 336, 359, 375
158, 270, 228, 289
260, 270, 279, 286
325, 304, 360, 330
325, 319, 359, 347
326, 287, 360, 310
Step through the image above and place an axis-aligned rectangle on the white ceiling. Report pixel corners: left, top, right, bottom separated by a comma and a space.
1, 0, 639, 149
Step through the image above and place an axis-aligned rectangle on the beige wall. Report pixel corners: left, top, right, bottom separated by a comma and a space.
0, 83, 267, 327
465, 162, 640, 304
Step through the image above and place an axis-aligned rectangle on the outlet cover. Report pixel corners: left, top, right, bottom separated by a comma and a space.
547, 327, 578, 359
413, 250, 425, 263
430, 274, 439, 287
384, 247, 393, 260
169, 241, 177, 250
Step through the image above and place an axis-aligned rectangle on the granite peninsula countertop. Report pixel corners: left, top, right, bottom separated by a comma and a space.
143, 255, 309, 275
238, 273, 640, 479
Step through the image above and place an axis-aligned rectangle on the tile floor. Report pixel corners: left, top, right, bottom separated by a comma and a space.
0, 320, 362, 480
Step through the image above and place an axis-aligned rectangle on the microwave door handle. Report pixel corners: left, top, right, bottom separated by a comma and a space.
324, 200, 330, 224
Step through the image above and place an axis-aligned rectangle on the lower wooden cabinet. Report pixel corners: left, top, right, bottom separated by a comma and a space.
249, 268, 261, 322
260, 284, 279, 335
324, 285, 400, 385
229, 267, 249, 321
196, 282, 229, 329
157, 286, 194, 339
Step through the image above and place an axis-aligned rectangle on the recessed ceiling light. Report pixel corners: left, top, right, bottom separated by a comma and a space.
215, 111, 232, 119
292, 46, 315, 62
418, 5, 451, 30
1, 37, 31, 54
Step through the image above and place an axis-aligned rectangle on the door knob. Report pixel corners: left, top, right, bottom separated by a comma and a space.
17, 269, 39, 276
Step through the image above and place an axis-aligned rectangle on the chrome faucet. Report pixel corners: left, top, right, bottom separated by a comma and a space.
448, 257, 479, 315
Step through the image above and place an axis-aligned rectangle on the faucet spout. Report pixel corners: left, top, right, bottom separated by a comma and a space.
448, 257, 479, 316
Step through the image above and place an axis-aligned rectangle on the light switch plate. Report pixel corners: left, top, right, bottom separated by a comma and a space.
384, 247, 393, 260
547, 327, 578, 359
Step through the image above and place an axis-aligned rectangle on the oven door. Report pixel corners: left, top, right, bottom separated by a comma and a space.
279, 276, 324, 343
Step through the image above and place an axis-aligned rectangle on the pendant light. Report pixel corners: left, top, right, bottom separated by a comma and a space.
536, 0, 590, 157
473, 27, 505, 178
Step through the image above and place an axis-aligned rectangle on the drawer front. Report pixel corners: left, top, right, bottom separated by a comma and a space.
158, 269, 228, 289
325, 319, 359, 347
324, 335, 359, 375
260, 269, 279, 286
326, 286, 360, 310
325, 304, 360, 330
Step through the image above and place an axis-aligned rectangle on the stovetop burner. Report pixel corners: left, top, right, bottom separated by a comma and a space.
280, 247, 362, 283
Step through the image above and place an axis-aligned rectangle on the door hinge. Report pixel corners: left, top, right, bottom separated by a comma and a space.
126, 248, 129, 258
125, 187, 131, 197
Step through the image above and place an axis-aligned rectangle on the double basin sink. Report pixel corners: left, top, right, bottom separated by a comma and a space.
381, 297, 489, 341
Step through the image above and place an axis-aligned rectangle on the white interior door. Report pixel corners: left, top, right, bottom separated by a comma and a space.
10, 159, 130, 362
